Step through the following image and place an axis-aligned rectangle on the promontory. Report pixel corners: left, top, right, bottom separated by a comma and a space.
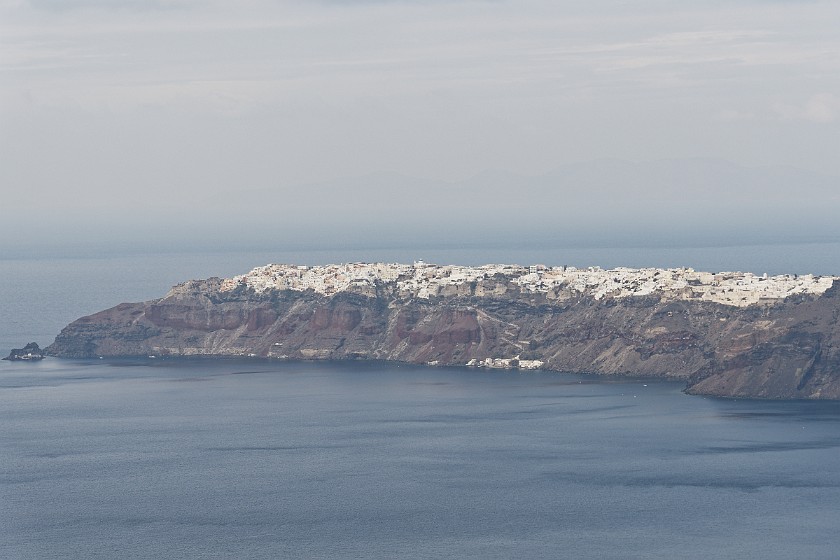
46, 261, 840, 399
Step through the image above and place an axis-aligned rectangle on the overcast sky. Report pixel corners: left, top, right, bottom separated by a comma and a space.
1, 0, 839, 253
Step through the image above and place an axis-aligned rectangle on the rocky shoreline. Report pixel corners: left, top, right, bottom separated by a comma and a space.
4, 342, 46, 362
46, 262, 840, 399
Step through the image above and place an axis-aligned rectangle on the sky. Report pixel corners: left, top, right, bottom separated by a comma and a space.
1, 0, 839, 254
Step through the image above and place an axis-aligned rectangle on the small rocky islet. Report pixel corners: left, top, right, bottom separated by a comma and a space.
4, 342, 46, 361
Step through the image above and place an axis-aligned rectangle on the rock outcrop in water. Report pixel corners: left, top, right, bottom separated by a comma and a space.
4, 342, 45, 361
46, 262, 840, 400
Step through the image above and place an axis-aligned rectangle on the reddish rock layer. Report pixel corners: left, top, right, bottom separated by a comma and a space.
46, 278, 840, 399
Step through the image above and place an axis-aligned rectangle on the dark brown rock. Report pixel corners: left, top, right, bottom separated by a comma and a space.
45, 277, 840, 399
4, 342, 45, 361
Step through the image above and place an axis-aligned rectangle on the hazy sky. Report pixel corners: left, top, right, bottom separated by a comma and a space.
2, 0, 839, 252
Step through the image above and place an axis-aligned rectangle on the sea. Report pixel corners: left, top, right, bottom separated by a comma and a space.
2, 243, 840, 559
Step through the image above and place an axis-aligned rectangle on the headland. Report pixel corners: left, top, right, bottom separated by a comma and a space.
47, 261, 840, 399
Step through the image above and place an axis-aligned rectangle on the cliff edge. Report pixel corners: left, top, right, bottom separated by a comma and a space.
46, 262, 840, 399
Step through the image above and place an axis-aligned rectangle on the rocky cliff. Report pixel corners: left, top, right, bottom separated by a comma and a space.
46, 263, 840, 399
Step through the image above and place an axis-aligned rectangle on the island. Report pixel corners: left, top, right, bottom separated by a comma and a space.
46, 261, 840, 399
4, 342, 46, 361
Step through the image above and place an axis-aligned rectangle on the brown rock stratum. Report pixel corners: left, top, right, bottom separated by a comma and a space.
46, 272, 840, 399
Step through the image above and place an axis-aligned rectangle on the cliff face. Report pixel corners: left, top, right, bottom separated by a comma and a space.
46, 272, 840, 399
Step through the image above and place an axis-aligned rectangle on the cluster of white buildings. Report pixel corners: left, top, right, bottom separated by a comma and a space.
513, 266, 837, 307
219, 261, 836, 308
466, 357, 545, 370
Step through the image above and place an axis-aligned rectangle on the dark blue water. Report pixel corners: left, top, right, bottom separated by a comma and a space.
2, 359, 839, 559
2, 245, 840, 558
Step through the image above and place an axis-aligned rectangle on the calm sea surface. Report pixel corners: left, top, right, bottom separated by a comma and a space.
2, 245, 840, 558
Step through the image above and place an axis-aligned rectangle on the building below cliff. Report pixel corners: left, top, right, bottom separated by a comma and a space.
47, 262, 840, 400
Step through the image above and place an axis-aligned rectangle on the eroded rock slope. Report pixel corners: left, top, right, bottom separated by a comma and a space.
47, 263, 840, 399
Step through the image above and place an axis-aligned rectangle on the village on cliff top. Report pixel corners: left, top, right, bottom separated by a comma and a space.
218, 261, 836, 308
